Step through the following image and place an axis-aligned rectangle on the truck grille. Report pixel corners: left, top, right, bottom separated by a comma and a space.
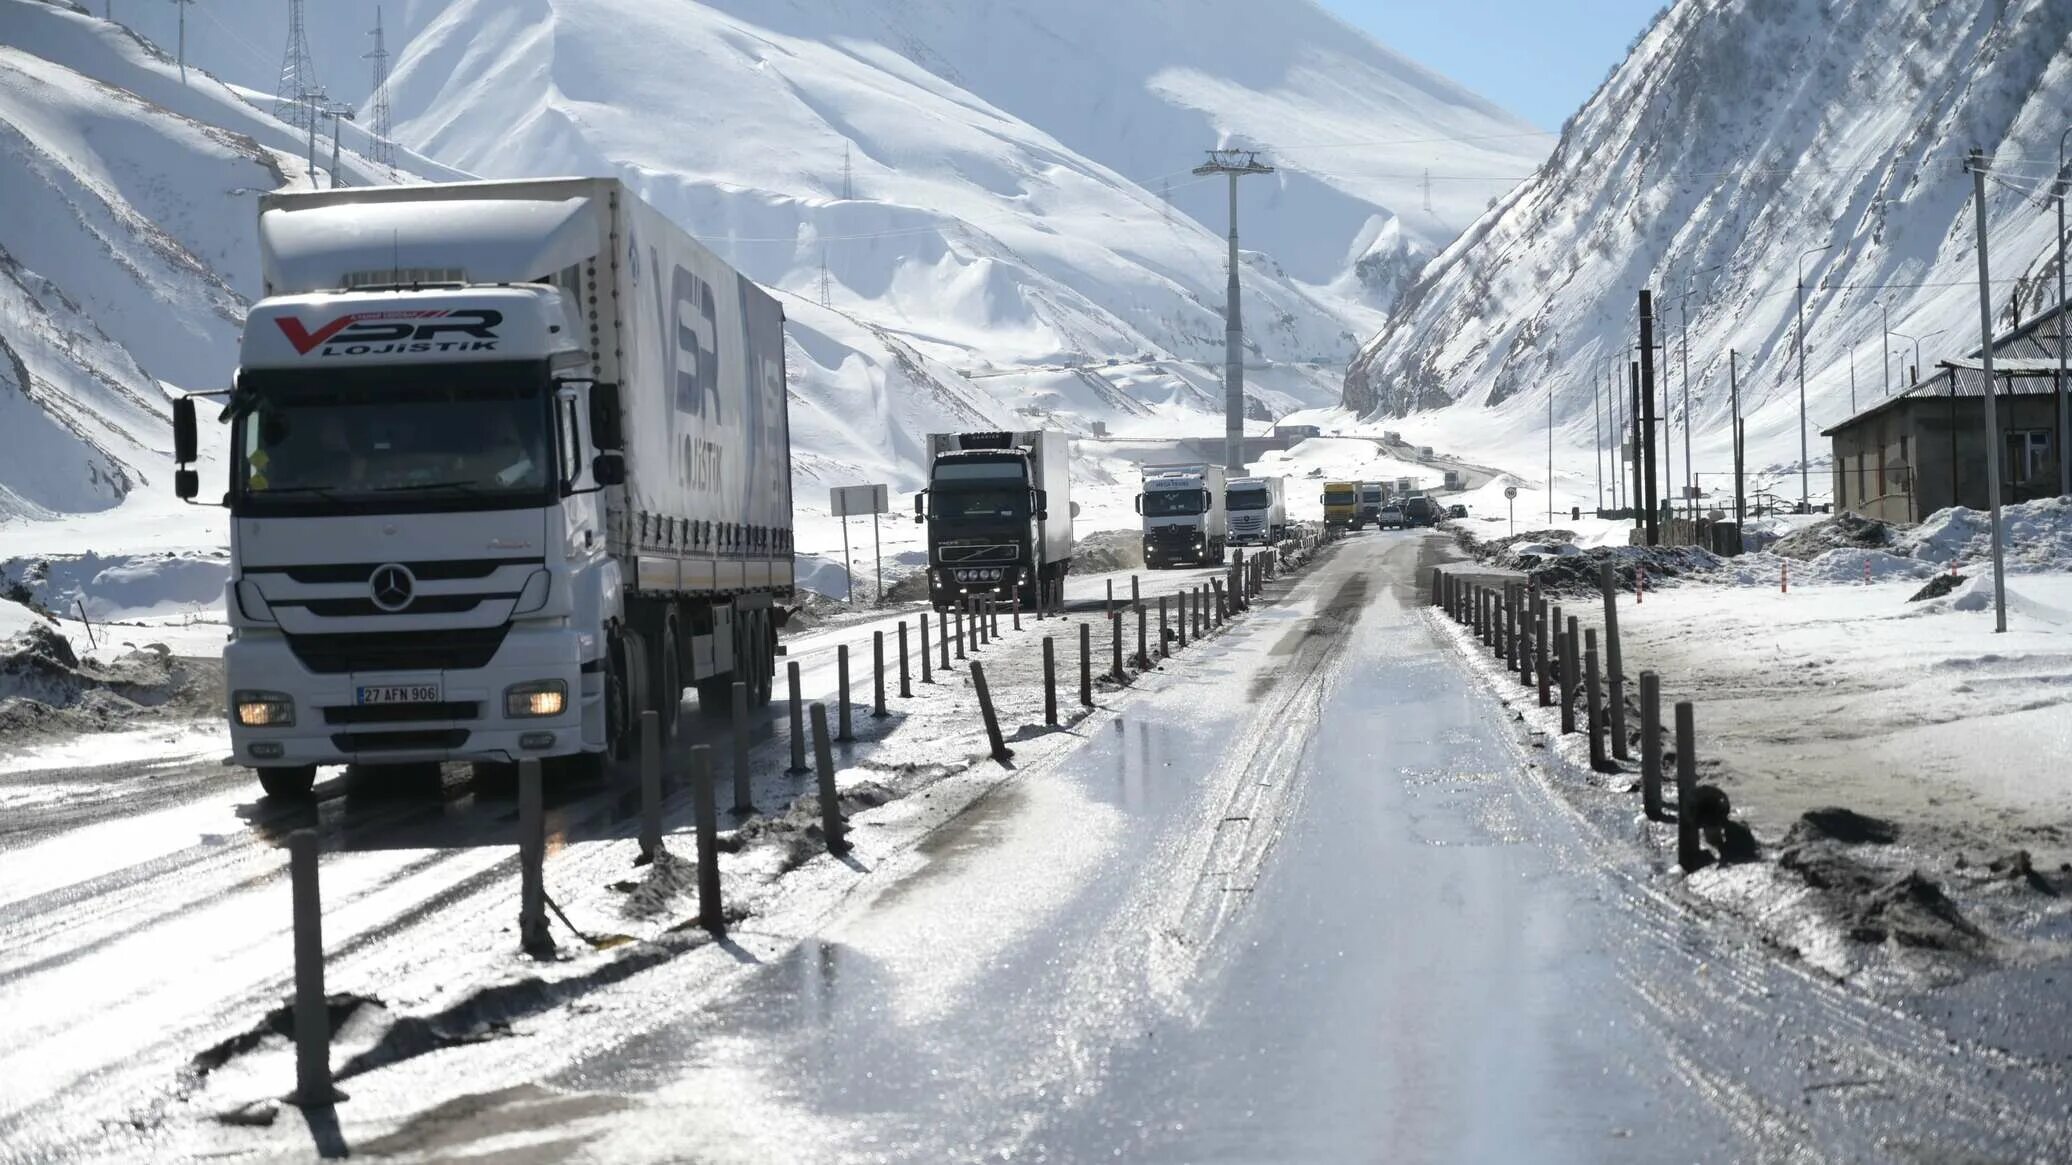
284, 626, 509, 675
330, 729, 470, 753
937, 544, 1017, 564
256, 558, 541, 584
1148, 526, 1198, 546
322, 702, 480, 726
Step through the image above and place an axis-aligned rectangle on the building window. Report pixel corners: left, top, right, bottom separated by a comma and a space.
2006, 430, 2052, 485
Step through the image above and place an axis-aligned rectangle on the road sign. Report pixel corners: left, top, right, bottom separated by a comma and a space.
1503, 485, 1518, 500
829, 484, 890, 605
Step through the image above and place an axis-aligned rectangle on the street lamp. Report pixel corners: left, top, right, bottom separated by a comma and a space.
1796, 243, 1835, 510
2056, 126, 2071, 498
1887, 327, 1946, 389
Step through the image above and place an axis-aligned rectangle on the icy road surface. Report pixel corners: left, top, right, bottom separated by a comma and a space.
9, 538, 2072, 1161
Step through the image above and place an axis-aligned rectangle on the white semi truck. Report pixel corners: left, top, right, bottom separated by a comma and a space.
914, 430, 1074, 610
1138, 463, 1227, 567
1226, 476, 1285, 546
172, 178, 794, 798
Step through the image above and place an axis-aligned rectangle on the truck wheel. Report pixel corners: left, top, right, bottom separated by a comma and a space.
257, 765, 317, 799
606, 628, 641, 764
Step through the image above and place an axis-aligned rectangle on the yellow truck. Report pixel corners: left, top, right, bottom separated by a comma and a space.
1322, 480, 1360, 530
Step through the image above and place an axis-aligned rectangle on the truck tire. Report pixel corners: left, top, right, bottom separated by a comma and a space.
607, 627, 642, 764
257, 764, 317, 800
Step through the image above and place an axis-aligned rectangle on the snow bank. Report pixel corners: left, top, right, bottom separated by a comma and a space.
1896, 498, 2072, 573
2, 552, 229, 623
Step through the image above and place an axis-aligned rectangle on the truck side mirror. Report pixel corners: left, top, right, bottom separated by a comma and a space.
591, 452, 626, 486
1033, 488, 1048, 520
913, 489, 927, 524
588, 383, 625, 451
175, 468, 199, 501
1133, 494, 1143, 515
173, 396, 198, 465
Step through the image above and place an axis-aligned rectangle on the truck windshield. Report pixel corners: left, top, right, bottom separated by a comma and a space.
1142, 490, 1205, 516
232, 362, 554, 515
1323, 489, 1354, 505
933, 488, 1027, 520
1226, 488, 1270, 511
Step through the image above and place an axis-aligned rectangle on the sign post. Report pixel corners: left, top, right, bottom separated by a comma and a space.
829, 484, 890, 607
1504, 484, 1518, 538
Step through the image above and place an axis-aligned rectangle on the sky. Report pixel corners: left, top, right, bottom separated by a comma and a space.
1321, 0, 1667, 130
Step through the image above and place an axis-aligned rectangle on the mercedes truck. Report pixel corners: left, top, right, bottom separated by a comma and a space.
172, 178, 794, 798
1226, 476, 1286, 546
914, 431, 1074, 610
1138, 464, 1227, 567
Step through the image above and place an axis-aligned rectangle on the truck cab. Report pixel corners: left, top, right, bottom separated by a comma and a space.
916, 430, 1073, 610
1357, 483, 1385, 527
1322, 481, 1359, 530
1225, 475, 1285, 546
1138, 464, 1227, 567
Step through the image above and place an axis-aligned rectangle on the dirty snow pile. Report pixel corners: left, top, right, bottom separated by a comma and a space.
0, 612, 213, 744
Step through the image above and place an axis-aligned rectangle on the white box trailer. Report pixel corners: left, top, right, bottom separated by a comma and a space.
1225, 476, 1286, 545
179, 177, 793, 795
1138, 463, 1228, 566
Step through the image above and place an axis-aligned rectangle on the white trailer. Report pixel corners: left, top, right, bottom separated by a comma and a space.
173, 178, 793, 797
1225, 476, 1285, 545
1138, 463, 1227, 567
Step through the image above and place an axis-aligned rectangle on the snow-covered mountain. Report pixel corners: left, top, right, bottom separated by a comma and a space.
1344, 0, 2072, 495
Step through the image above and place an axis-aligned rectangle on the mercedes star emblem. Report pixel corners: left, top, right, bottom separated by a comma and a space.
369, 563, 416, 612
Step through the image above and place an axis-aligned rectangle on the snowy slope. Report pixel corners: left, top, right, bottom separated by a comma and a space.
1344, 0, 2072, 503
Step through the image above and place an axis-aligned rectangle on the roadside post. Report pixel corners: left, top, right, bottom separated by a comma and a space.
1013, 590, 1022, 631
1640, 672, 1663, 820
1131, 574, 1140, 611
1178, 591, 1190, 648
1106, 579, 1114, 618
836, 646, 853, 743
872, 632, 888, 718
1564, 615, 1581, 735
1043, 637, 1058, 726
1585, 630, 1607, 770
731, 680, 753, 813
1431, 566, 1444, 607
829, 484, 889, 607
897, 621, 912, 699
1111, 611, 1124, 683
1601, 563, 1629, 761
1505, 483, 1518, 538
690, 745, 724, 932
787, 661, 808, 775
809, 704, 847, 856
920, 615, 934, 684
954, 608, 966, 660
287, 829, 337, 1106
1135, 602, 1148, 668
518, 758, 552, 956
1079, 622, 1093, 706
971, 662, 1012, 762
639, 710, 662, 861
939, 612, 950, 671
1675, 701, 1701, 870
1159, 595, 1170, 658
1536, 598, 1552, 707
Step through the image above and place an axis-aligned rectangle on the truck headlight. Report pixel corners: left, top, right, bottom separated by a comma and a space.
512, 570, 552, 615
505, 680, 567, 718
234, 690, 295, 727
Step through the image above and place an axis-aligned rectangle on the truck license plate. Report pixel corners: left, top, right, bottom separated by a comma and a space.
356, 684, 441, 706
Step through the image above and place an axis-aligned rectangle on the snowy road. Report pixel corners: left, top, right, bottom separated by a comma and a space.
9, 539, 2072, 1161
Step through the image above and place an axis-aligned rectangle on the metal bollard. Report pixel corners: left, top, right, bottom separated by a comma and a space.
989, 596, 999, 638
1640, 672, 1663, 820
1177, 590, 1189, 648
1013, 590, 1022, 631
732, 680, 753, 813
287, 829, 336, 1105
920, 615, 934, 684
971, 662, 1012, 762
1079, 621, 1092, 706
690, 745, 724, 932
836, 646, 853, 742
1159, 595, 1170, 658
1585, 634, 1607, 771
1536, 598, 1552, 707
640, 709, 662, 861
1136, 601, 1148, 669
1212, 579, 1224, 626
954, 608, 966, 660
1431, 566, 1445, 606
1106, 578, 1114, 618
1131, 574, 1140, 611
1602, 563, 1629, 762
1503, 585, 1517, 668
1676, 701, 1701, 871
518, 758, 552, 955
873, 631, 888, 718
809, 704, 847, 856
1043, 636, 1058, 726
787, 661, 808, 775
898, 621, 912, 699
1111, 611, 1124, 683
1563, 615, 1581, 735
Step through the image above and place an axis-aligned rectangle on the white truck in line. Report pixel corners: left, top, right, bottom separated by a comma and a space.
172, 177, 794, 798
1443, 468, 1465, 491
1225, 475, 1286, 546
914, 430, 1075, 610
1137, 464, 1227, 567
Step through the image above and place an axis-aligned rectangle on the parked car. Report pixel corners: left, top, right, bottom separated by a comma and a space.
1376, 503, 1406, 529
1447, 504, 1469, 519
1403, 495, 1441, 527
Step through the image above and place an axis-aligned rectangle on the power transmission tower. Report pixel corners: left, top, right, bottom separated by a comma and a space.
841, 143, 852, 200
169, 0, 195, 85
274, 0, 319, 136
1192, 148, 1275, 473
364, 7, 396, 179
818, 247, 832, 309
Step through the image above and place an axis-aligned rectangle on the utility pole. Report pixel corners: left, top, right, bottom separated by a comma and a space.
322, 102, 355, 189
1849, 344, 1857, 415
169, 0, 194, 85
1547, 376, 1554, 523
1796, 243, 1834, 511
1639, 290, 1660, 546
1193, 148, 1275, 474
1610, 355, 1624, 512
1881, 301, 1891, 397
365, 7, 397, 180
1677, 267, 1719, 520
2057, 126, 2070, 498
1593, 362, 1603, 517
842, 143, 852, 201
299, 89, 324, 189
1966, 150, 2008, 633
1730, 350, 1745, 530
1629, 361, 1643, 534
274, 0, 318, 137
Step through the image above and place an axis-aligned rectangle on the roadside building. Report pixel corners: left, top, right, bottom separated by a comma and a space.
1822, 303, 2068, 523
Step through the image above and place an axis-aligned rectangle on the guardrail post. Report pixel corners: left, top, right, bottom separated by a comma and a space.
1676, 701, 1701, 870
1131, 574, 1140, 612
1159, 595, 1170, 658
1013, 589, 1022, 631
1043, 636, 1058, 726
731, 680, 753, 812
1431, 566, 1444, 606
1135, 600, 1148, 668
1212, 579, 1225, 626
1602, 563, 1629, 762
640, 709, 662, 861
1079, 621, 1093, 706
1535, 597, 1552, 707
954, 607, 966, 661
835, 647, 853, 743
1106, 579, 1114, 619
1640, 672, 1663, 820
518, 758, 553, 956
872, 631, 888, 718
809, 704, 847, 856
1111, 611, 1124, 683
1563, 615, 1580, 734
971, 662, 1012, 762
897, 621, 912, 698
287, 828, 337, 1106
787, 661, 808, 775
690, 744, 724, 932
989, 596, 999, 638
1585, 632, 1607, 770
934, 611, 946, 675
